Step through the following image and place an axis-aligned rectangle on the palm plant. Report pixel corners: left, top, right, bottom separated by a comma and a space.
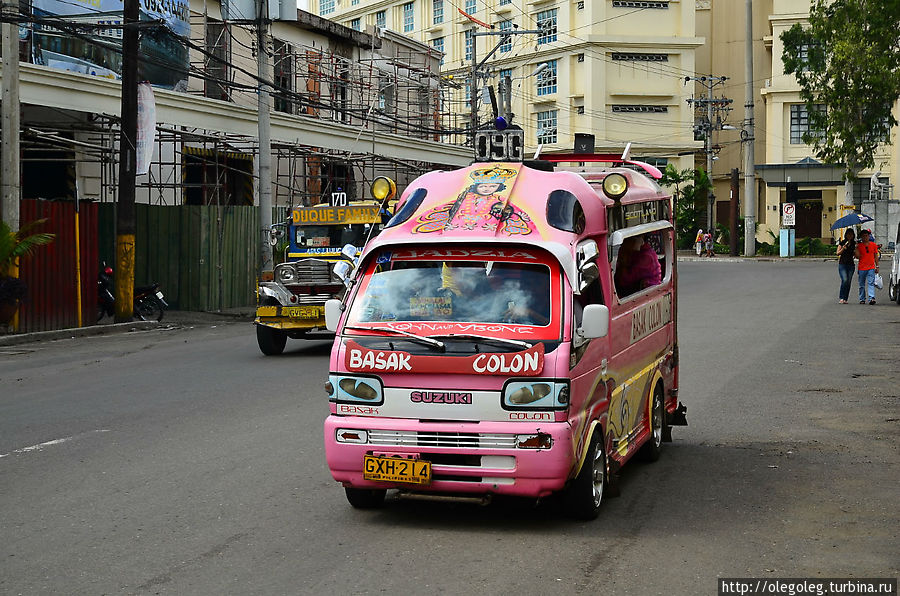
0, 219, 55, 314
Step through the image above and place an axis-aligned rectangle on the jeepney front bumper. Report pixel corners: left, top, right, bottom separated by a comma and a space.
256, 282, 327, 331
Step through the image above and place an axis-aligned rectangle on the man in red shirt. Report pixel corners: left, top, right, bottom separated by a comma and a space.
855, 229, 879, 304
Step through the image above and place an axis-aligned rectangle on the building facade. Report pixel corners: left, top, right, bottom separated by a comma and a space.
697, 0, 899, 245
316, 0, 703, 169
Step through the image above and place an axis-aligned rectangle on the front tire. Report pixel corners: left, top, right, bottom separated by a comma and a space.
134, 297, 164, 322
890, 278, 900, 303
256, 325, 287, 355
563, 429, 606, 520
638, 383, 665, 462
345, 487, 386, 509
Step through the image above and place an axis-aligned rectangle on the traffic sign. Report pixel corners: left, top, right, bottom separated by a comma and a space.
782, 203, 796, 227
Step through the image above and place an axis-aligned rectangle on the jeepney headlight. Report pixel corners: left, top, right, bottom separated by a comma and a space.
503, 380, 569, 410
602, 173, 628, 200
276, 264, 296, 284
336, 429, 369, 443
330, 374, 384, 404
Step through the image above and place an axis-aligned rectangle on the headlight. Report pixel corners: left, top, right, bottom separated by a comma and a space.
330, 375, 384, 404
602, 172, 628, 200
276, 264, 296, 284
502, 380, 569, 410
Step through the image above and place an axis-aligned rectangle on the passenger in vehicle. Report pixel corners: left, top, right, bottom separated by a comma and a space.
615, 235, 662, 297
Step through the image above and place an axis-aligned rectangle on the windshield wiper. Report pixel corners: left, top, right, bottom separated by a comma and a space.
343, 325, 445, 351
430, 334, 532, 350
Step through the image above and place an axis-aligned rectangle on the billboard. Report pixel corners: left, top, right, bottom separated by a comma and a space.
30, 0, 190, 89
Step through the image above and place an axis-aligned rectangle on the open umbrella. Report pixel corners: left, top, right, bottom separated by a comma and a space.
830, 212, 874, 231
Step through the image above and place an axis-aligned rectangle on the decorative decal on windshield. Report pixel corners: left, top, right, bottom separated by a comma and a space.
344, 340, 544, 376
412, 167, 536, 236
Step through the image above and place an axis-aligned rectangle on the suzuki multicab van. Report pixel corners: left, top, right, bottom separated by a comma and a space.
323, 154, 685, 519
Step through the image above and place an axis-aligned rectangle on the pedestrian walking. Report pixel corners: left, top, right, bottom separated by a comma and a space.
694, 229, 703, 256
835, 228, 856, 304
855, 228, 879, 304
703, 230, 714, 258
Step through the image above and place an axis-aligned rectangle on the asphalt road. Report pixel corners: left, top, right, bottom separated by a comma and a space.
1, 261, 897, 595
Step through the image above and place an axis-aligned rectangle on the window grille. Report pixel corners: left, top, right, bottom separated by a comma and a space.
499, 20, 512, 52
790, 104, 825, 144
433, 0, 443, 24
536, 59, 557, 96
536, 8, 557, 44
611, 105, 668, 113
319, 0, 335, 15
612, 1, 668, 8
536, 110, 558, 144
403, 2, 414, 32
611, 52, 669, 62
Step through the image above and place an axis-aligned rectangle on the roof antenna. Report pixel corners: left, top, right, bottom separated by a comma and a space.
533, 144, 543, 159
620, 142, 632, 161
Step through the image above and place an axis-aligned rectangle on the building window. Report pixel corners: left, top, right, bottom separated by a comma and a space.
350, 18, 361, 30
498, 20, 512, 52
403, 2, 414, 32
790, 103, 825, 144
351, 0, 359, 4
576, 106, 585, 114
433, 0, 443, 24
576, 0, 584, 8
465, 82, 471, 103
273, 40, 293, 114
577, 53, 584, 62
612, 1, 669, 7
465, 0, 476, 13
536, 59, 557, 96
536, 9, 557, 45
499, 0, 510, 5
499, 67, 512, 81
536, 109, 558, 144
612, 52, 669, 62
376, 10, 386, 28
204, 19, 230, 102
431, 36, 444, 65
319, 0, 335, 16
611, 105, 668, 113
465, 29, 473, 61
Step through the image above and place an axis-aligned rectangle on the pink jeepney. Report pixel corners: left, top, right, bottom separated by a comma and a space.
323, 158, 685, 519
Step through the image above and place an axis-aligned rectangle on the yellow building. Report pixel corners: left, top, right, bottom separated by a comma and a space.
315, 0, 703, 169
698, 0, 899, 245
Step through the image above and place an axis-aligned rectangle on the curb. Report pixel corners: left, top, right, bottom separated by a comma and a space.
0, 321, 161, 347
0, 310, 256, 347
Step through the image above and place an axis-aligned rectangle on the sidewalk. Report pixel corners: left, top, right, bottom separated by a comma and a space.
0, 307, 255, 347
676, 251, 836, 263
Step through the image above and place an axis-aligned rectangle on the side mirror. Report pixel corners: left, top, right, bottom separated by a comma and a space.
325, 299, 343, 332
578, 262, 599, 293
580, 304, 609, 339
332, 261, 352, 285
341, 243, 358, 261
576, 240, 599, 269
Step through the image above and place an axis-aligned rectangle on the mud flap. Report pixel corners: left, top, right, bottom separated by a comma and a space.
664, 402, 688, 443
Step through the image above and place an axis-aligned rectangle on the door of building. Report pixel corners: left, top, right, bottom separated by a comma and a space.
795, 191, 823, 238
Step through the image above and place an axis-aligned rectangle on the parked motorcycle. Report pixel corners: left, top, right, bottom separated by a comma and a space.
97, 262, 168, 322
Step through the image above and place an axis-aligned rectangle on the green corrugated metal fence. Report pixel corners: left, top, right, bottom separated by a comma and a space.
98, 204, 259, 311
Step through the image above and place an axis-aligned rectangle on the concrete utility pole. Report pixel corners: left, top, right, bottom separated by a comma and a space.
1, 0, 20, 232
470, 27, 541, 142
115, 0, 139, 322
743, 0, 757, 256
686, 76, 731, 234
257, 0, 273, 274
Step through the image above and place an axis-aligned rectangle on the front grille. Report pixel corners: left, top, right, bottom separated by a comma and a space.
294, 259, 335, 284
367, 430, 517, 449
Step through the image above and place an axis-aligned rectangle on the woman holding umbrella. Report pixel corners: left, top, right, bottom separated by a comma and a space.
835, 228, 856, 304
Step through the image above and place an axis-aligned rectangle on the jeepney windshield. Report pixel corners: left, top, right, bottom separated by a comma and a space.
345, 250, 560, 336
295, 224, 372, 248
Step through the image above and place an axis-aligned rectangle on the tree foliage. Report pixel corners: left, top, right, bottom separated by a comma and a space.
781, 0, 900, 175
659, 164, 711, 249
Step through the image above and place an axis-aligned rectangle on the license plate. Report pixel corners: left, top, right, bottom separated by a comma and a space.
155, 291, 164, 299
363, 455, 431, 485
284, 306, 319, 319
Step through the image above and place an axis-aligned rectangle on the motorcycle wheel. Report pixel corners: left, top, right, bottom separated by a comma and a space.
135, 297, 165, 322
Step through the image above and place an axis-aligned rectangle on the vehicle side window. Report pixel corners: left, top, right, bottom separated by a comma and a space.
613, 230, 669, 300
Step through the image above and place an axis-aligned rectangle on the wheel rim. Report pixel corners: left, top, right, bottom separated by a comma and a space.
591, 442, 605, 507
651, 390, 663, 448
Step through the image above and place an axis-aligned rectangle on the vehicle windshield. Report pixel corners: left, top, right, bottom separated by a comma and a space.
345, 249, 561, 339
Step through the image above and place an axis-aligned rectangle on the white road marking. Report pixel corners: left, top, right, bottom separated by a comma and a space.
0, 429, 110, 459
